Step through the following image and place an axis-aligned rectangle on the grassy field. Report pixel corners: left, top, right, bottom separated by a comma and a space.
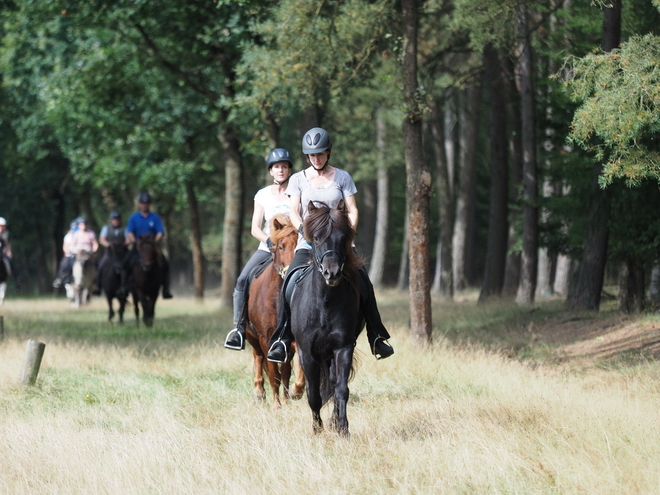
2, 291, 660, 494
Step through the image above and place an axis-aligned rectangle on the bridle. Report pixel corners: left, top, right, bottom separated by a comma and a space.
312, 244, 345, 275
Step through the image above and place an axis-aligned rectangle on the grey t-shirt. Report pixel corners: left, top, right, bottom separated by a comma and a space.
286, 167, 357, 250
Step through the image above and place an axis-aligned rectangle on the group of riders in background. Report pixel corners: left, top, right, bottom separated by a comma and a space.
51, 191, 173, 301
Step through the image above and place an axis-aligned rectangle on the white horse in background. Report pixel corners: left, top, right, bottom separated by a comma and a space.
71, 249, 96, 308
0, 255, 10, 305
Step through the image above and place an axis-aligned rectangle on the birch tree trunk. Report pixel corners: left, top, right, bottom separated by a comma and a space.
186, 181, 204, 299
515, 4, 539, 306
369, 108, 390, 288
453, 82, 482, 293
430, 98, 454, 299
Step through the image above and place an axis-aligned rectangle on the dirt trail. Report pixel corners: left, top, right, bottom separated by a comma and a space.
531, 311, 660, 360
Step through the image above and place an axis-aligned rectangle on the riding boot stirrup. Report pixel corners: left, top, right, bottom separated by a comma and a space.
372, 336, 394, 360
267, 340, 289, 364
224, 327, 246, 351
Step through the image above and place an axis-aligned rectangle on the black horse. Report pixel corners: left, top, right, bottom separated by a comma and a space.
290, 200, 365, 437
100, 240, 129, 323
131, 234, 163, 327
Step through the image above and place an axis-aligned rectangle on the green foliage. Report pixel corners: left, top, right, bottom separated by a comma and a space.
564, 33, 660, 187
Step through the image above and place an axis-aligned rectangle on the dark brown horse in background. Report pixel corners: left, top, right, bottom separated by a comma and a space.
246, 214, 305, 406
101, 240, 129, 323
131, 234, 163, 327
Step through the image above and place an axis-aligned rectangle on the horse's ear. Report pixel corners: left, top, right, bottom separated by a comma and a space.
308, 201, 318, 213
272, 217, 283, 231
338, 199, 345, 211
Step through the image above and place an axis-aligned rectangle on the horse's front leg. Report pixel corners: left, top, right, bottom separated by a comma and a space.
133, 291, 140, 326
280, 361, 292, 403
301, 355, 323, 434
107, 295, 115, 323
252, 347, 266, 402
290, 343, 305, 400
118, 296, 126, 324
331, 347, 354, 437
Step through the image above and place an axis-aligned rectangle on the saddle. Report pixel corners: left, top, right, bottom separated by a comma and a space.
283, 264, 312, 307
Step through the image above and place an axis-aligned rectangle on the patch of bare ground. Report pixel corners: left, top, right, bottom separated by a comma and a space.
529, 309, 660, 362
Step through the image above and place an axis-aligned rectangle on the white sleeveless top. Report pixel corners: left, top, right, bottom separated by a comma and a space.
254, 185, 291, 253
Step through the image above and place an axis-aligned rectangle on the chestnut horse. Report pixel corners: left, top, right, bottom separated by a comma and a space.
246, 214, 305, 406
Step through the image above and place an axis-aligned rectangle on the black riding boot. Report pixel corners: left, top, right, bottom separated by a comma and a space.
267, 250, 311, 363
92, 257, 106, 296
224, 289, 247, 350
358, 266, 394, 360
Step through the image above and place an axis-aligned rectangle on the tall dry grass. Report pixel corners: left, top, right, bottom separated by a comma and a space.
1, 294, 660, 493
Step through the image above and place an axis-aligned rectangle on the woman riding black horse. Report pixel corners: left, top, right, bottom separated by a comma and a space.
267, 127, 393, 363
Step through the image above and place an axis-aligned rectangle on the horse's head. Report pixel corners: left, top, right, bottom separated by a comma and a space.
270, 214, 297, 279
305, 200, 361, 287
137, 234, 158, 272
76, 249, 93, 264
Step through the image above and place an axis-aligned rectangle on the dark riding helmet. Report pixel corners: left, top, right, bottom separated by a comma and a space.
137, 191, 152, 204
77, 216, 87, 224
302, 127, 332, 154
266, 148, 293, 169
110, 211, 121, 220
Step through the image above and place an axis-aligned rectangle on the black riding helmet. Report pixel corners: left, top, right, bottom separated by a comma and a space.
110, 211, 121, 220
266, 148, 293, 169
137, 191, 151, 203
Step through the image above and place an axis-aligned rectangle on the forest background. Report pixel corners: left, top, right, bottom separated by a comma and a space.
2, 0, 660, 337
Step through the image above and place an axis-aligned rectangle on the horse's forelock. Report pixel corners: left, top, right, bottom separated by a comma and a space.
270, 214, 297, 244
304, 203, 362, 271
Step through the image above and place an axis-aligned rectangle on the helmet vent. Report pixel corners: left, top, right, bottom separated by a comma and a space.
313, 133, 321, 145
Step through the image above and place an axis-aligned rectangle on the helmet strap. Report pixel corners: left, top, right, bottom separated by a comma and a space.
274, 177, 290, 186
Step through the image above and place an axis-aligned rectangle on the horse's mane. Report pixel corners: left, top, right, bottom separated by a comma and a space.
269, 214, 297, 244
303, 202, 363, 272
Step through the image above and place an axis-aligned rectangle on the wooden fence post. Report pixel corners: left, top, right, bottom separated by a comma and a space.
21, 339, 46, 386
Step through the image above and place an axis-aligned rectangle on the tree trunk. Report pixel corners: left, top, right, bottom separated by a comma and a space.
186, 181, 204, 299
397, 202, 410, 290
649, 264, 660, 309
618, 258, 645, 313
565, 0, 621, 310
535, 177, 554, 299
401, 0, 432, 346
502, 54, 523, 298
553, 254, 571, 296
218, 123, 245, 307
479, 44, 509, 303
430, 98, 454, 299
358, 180, 377, 262
369, 108, 390, 288
515, 4, 539, 306
453, 82, 482, 293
